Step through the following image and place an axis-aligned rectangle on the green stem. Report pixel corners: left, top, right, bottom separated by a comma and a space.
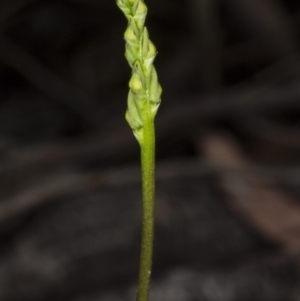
136, 116, 155, 301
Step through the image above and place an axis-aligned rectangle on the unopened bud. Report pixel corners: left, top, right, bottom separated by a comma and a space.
135, 1, 147, 16
129, 72, 144, 93
124, 26, 138, 45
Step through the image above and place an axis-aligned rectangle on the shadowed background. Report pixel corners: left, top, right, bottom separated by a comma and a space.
0, 0, 300, 300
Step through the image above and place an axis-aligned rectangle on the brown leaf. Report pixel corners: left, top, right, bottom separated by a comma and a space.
203, 133, 300, 254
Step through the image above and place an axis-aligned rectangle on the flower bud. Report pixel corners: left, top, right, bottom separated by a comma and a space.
124, 26, 138, 45
146, 40, 156, 60
116, 0, 131, 17
149, 67, 162, 105
142, 28, 156, 71
125, 44, 136, 67
134, 1, 147, 29
135, 1, 147, 15
126, 90, 143, 130
144, 41, 156, 71
129, 72, 144, 93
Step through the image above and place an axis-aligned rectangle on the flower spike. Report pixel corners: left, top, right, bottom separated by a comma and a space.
116, 0, 162, 144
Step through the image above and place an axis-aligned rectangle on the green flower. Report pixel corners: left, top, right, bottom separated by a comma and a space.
116, 0, 162, 144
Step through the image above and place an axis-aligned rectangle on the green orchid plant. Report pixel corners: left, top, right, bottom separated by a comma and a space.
116, 0, 162, 300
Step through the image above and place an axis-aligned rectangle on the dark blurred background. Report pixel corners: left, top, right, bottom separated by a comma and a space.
0, 0, 300, 300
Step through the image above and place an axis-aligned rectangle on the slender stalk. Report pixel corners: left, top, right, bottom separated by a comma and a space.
137, 117, 155, 301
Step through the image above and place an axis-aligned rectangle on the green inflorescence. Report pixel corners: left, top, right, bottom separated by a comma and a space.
116, 0, 162, 144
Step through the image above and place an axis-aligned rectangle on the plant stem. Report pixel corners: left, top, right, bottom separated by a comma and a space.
137, 116, 155, 301
115, 1, 161, 300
